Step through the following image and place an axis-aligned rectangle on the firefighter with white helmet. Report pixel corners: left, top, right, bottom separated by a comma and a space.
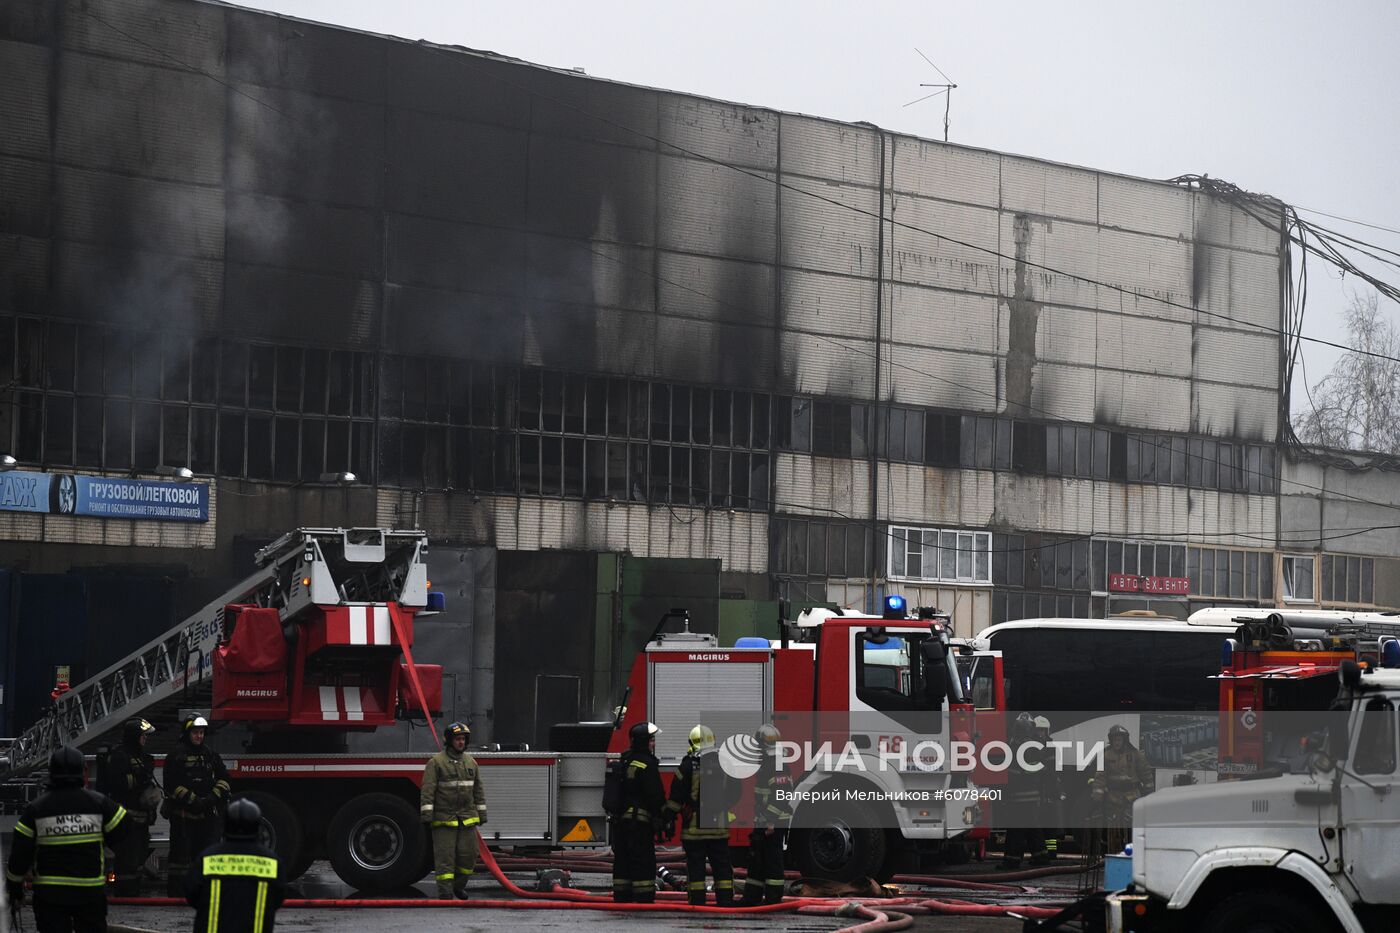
742, 722, 791, 905
421, 721, 487, 899
612, 721, 664, 903
663, 724, 737, 905
163, 715, 231, 896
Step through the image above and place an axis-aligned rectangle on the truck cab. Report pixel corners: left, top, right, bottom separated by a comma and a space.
1109, 654, 1400, 933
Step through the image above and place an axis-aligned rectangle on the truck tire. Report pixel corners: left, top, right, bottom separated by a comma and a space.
326, 793, 427, 892
1201, 890, 1341, 933
240, 791, 306, 878
791, 799, 886, 882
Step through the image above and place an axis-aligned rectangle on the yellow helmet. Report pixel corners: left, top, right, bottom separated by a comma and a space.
688, 724, 715, 751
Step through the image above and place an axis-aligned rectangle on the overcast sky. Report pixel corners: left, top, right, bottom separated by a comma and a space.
237, 0, 1400, 414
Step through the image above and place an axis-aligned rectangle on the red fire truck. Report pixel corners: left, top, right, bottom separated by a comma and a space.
1213, 608, 1400, 777
607, 596, 1001, 881
1, 532, 1000, 890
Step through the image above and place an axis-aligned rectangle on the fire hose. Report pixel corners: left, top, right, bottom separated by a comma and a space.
107, 830, 1069, 922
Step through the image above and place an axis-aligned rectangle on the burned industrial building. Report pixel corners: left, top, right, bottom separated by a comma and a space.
0, 0, 1394, 746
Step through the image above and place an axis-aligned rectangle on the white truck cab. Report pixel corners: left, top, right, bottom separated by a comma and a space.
1107, 660, 1400, 933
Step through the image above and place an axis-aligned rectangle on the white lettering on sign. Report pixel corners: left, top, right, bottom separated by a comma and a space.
0, 476, 39, 509
235, 689, 281, 698
686, 653, 732, 661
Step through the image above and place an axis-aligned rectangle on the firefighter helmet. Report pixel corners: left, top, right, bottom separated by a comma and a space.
688, 724, 715, 751
123, 717, 155, 748
1033, 716, 1051, 731
224, 798, 263, 841
629, 722, 660, 748
1108, 724, 1130, 740
445, 721, 470, 743
755, 723, 781, 748
49, 746, 85, 788
183, 715, 209, 733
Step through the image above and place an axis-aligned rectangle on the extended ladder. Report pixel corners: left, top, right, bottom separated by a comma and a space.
1, 528, 429, 776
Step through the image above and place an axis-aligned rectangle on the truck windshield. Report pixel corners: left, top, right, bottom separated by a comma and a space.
957, 656, 997, 711
857, 633, 961, 712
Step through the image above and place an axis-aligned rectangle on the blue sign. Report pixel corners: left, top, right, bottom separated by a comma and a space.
0, 471, 209, 523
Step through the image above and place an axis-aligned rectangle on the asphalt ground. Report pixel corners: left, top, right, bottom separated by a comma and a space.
101, 861, 1052, 932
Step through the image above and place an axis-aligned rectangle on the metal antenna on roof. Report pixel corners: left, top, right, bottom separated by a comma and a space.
903, 48, 957, 142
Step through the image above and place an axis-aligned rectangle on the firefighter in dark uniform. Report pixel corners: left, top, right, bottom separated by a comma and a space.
186, 797, 286, 933
6, 746, 130, 933
163, 715, 231, 896
100, 717, 159, 896
1001, 712, 1049, 868
742, 723, 791, 905
612, 721, 664, 903
663, 724, 736, 906
420, 721, 488, 899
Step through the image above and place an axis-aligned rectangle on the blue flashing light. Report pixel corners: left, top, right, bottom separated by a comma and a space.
735, 636, 770, 649
426, 591, 447, 612
1221, 638, 1235, 670
1382, 637, 1400, 669
882, 594, 907, 619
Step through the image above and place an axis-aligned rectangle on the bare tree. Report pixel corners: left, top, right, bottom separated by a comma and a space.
1293, 290, 1400, 454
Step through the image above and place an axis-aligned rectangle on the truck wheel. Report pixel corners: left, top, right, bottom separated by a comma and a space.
791, 800, 886, 882
241, 791, 305, 877
326, 793, 427, 892
1201, 890, 1340, 933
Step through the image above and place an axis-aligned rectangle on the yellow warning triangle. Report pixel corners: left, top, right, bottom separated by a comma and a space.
562, 819, 594, 842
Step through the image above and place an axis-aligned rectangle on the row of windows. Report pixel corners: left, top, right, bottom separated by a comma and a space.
1189, 547, 1276, 603
787, 399, 1279, 494
1281, 554, 1377, 605
0, 314, 1294, 499
774, 519, 874, 580
3, 319, 377, 417
888, 526, 992, 584
780, 519, 1381, 609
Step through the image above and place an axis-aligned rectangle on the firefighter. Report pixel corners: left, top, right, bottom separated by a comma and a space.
100, 717, 160, 896
1001, 712, 1050, 868
163, 715, 231, 897
1032, 715, 1063, 862
612, 721, 664, 903
6, 746, 130, 933
420, 721, 488, 899
186, 797, 286, 932
663, 724, 736, 906
1091, 724, 1154, 828
742, 723, 791, 906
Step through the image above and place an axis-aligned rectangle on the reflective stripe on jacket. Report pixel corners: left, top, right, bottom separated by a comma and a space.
420, 750, 487, 825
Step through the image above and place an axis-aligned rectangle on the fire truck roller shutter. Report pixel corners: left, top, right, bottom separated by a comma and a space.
652, 663, 768, 762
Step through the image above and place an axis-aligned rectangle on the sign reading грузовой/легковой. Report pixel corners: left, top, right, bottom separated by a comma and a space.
0, 471, 209, 523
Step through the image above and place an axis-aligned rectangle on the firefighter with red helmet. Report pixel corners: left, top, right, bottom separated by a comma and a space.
163, 715, 231, 896
420, 721, 487, 899
742, 723, 791, 905
186, 797, 287, 932
6, 746, 130, 933
99, 717, 160, 896
612, 721, 665, 903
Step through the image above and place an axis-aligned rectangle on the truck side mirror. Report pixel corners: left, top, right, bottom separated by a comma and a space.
920, 639, 948, 662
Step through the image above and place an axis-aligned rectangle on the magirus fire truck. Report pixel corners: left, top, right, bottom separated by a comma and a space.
1208, 608, 1400, 778
608, 595, 1001, 882
0, 528, 612, 892
1, 531, 1000, 890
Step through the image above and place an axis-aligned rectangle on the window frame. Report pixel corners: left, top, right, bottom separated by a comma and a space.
886, 525, 992, 585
